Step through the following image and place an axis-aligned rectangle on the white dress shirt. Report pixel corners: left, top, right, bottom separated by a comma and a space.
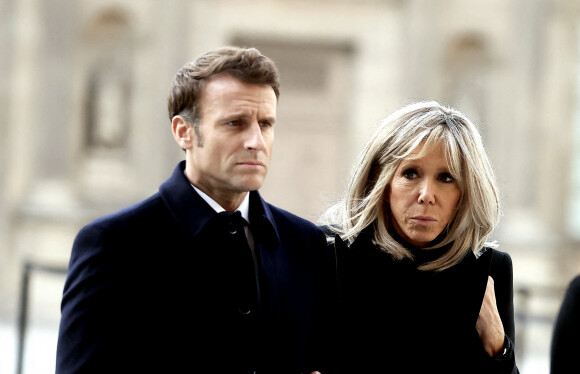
191, 185, 255, 251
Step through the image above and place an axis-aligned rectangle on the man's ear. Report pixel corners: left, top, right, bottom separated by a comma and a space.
171, 115, 193, 150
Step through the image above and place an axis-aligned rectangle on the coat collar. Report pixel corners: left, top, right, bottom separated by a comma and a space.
158, 161, 280, 246
342, 223, 493, 272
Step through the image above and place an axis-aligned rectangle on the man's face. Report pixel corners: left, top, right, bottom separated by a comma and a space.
185, 73, 277, 207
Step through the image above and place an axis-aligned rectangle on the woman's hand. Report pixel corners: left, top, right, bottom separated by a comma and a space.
476, 276, 505, 356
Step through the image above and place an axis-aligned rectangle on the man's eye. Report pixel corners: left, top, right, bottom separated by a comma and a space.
260, 121, 272, 128
227, 120, 240, 126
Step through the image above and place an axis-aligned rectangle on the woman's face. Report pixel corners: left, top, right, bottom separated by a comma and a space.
387, 141, 461, 248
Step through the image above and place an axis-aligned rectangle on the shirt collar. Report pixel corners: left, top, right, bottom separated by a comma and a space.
191, 184, 251, 224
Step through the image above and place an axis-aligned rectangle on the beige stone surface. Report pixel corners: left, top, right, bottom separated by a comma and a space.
2, 0, 580, 372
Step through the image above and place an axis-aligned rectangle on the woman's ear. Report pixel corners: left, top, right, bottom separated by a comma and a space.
171, 115, 193, 150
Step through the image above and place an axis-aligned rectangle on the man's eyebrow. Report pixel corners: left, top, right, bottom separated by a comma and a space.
218, 112, 276, 124
261, 116, 276, 124
220, 112, 247, 122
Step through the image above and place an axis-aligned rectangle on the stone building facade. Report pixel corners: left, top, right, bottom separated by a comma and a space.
1, 0, 580, 371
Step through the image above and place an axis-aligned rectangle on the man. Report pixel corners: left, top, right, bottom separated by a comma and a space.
551, 274, 580, 374
56, 46, 332, 374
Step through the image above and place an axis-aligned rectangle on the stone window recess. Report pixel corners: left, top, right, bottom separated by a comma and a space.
85, 65, 131, 150
82, 9, 133, 153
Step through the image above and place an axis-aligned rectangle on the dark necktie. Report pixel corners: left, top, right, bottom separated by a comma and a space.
217, 210, 260, 314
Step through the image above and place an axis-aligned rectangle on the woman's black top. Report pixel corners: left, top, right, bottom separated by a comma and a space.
324, 226, 519, 374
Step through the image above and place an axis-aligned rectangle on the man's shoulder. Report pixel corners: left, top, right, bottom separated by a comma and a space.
266, 203, 314, 225
82, 192, 165, 232
566, 274, 580, 296
264, 202, 324, 235
69, 192, 169, 259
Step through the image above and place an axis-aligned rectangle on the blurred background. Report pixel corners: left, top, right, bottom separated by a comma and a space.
1, 0, 579, 373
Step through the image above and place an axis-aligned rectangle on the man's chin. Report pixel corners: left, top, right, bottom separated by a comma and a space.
237, 179, 265, 193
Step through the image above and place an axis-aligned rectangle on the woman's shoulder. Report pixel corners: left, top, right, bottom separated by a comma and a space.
470, 247, 514, 285
319, 224, 339, 238
476, 246, 513, 264
483, 247, 515, 287
489, 247, 514, 266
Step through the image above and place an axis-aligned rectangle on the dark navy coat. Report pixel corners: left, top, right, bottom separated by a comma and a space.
56, 161, 330, 374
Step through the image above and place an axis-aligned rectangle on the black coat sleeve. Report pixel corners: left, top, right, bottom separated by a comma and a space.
550, 274, 580, 374
487, 249, 520, 374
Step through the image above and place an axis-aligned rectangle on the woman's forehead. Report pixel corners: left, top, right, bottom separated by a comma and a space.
405, 139, 446, 158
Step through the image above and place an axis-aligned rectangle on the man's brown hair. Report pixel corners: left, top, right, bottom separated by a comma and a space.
167, 46, 280, 126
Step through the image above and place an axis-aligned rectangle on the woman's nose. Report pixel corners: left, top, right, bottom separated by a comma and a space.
417, 180, 435, 204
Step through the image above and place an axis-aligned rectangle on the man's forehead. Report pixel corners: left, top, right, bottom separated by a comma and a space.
199, 76, 277, 114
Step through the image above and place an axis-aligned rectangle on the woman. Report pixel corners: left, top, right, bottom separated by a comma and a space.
319, 101, 519, 373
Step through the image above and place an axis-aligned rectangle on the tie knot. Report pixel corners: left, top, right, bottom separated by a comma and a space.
218, 210, 243, 220
218, 210, 246, 235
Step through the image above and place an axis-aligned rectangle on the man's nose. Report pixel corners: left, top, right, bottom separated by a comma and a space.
244, 122, 266, 150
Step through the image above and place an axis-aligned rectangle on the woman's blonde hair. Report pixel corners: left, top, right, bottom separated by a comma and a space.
319, 100, 501, 271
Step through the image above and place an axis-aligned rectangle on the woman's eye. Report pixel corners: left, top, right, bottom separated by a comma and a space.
440, 173, 456, 183
402, 169, 418, 179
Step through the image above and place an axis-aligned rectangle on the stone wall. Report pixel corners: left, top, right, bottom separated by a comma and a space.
2, 0, 580, 372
